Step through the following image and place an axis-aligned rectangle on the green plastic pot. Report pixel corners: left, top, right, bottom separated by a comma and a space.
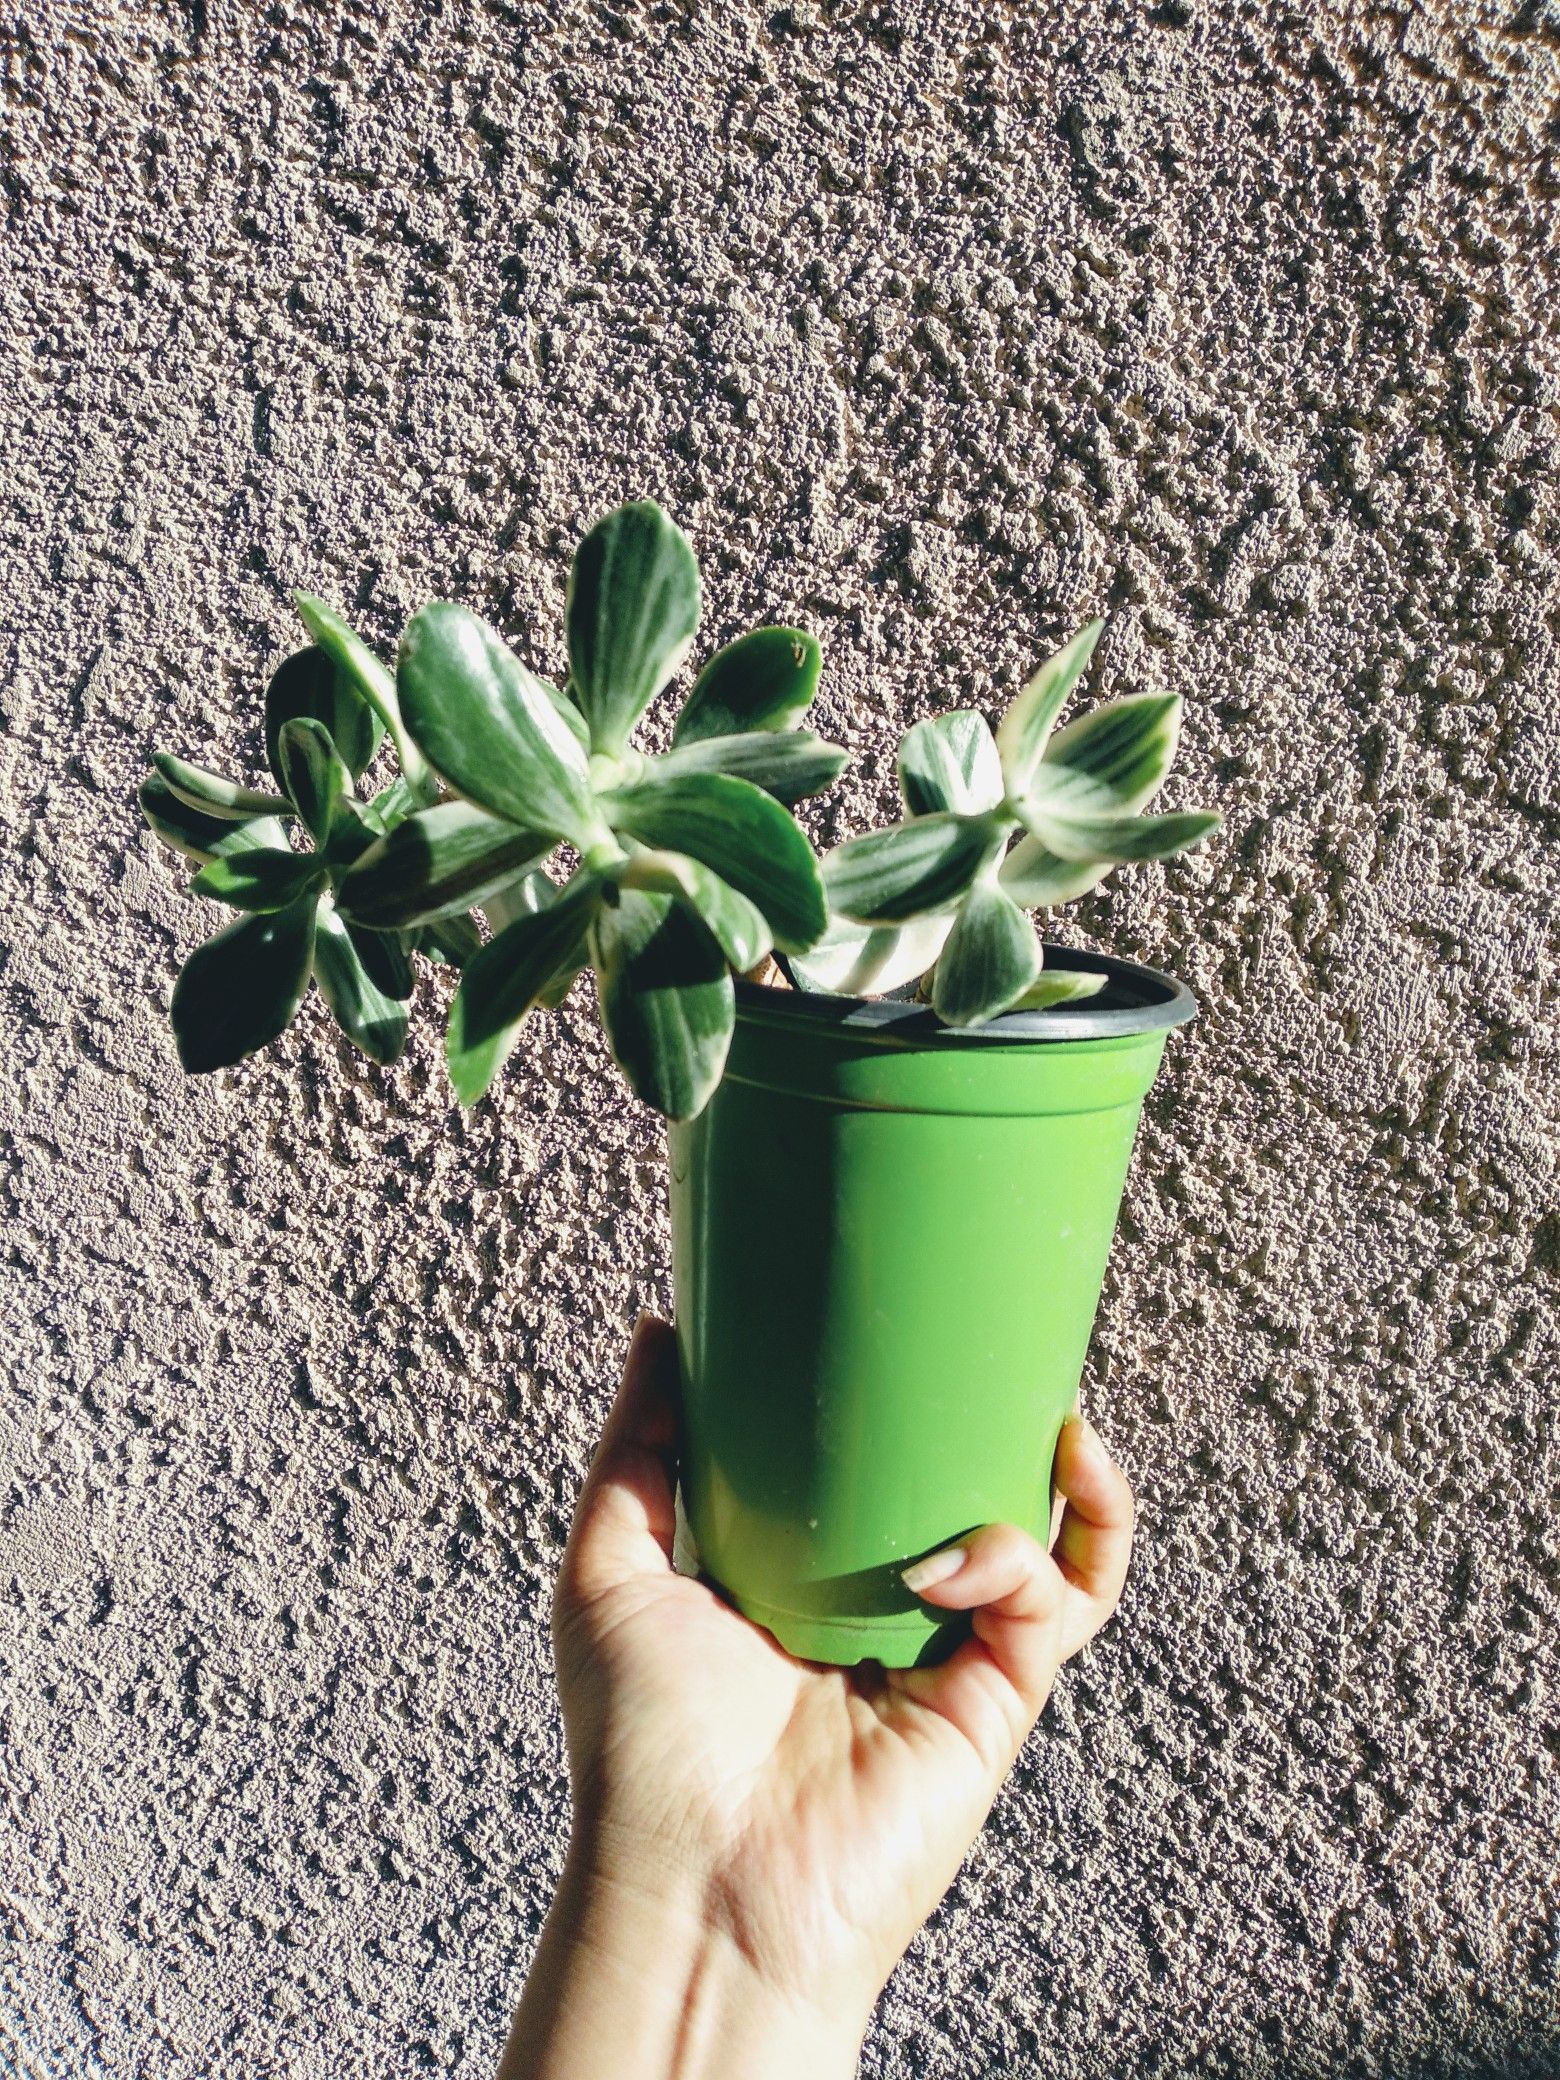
666, 945, 1196, 1669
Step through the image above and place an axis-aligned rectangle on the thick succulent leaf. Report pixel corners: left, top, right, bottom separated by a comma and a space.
539, 675, 591, 754
591, 889, 734, 1122
415, 914, 483, 970
673, 627, 822, 747
566, 500, 701, 754
276, 716, 351, 842
337, 801, 554, 929
398, 602, 593, 840
1010, 970, 1110, 1010
995, 619, 1103, 796
788, 911, 954, 999
620, 849, 772, 974
445, 870, 604, 1105
822, 812, 1005, 925
1022, 805, 1222, 865
601, 770, 826, 954
152, 752, 291, 822
998, 834, 1113, 909
479, 870, 589, 1006
651, 728, 848, 806
140, 772, 289, 865
930, 882, 1042, 1028
1029, 692, 1182, 817
312, 906, 410, 1063
897, 712, 1004, 817
370, 774, 421, 832
169, 893, 318, 1073
189, 846, 326, 912
318, 796, 384, 872
264, 642, 384, 784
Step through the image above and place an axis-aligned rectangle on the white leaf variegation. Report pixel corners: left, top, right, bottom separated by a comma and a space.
1025, 691, 1182, 818
897, 712, 1005, 817
788, 912, 955, 998
994, 619, 1103, 797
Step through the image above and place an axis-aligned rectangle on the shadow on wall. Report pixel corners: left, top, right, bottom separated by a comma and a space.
1157, 2051, 1559, 2080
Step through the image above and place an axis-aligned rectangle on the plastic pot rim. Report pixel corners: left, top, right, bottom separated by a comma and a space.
747, 942, 1196, 1047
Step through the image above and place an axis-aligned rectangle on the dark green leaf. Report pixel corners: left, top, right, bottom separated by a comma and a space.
152, 752, 292, 822
788, 911, 954, 998
276, 716, 351, 842
478, 872, 586, 1005
651, 728, 848, 805
997, 835, 1112, 909
1030, 693, 1182, 817
591, 890, 734, 1121
445, 870, 604, 1105
313, 907, 410, 1063
1021, 806, 1222, 865
673, 626, 821, 747
189, 847, 326, 912
416, 913, 483, 970
348, 920, 414, 1001
140, 772, 289, 864
264, 642, 384, 784
995, 619, 1103, 796
318, 796, 384, 872
930, 882, 1042, 1028
397, 602, 593, 840
602, 771, 826, 953
822, 812, 1005, 925
620, 849, 772, 973
1010, 970, 1109, 1010
370, 774, 421, 831
169, 894, 318, 1073
337, 801, 555, 929
897, 712, 1004, 817
294, 594, 437, 803
566, 500, 701, 753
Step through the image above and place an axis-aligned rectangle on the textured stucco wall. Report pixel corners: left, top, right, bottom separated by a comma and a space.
3, 3, 1557, 2075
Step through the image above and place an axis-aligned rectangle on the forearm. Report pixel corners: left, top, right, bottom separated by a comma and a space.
498, 1849, 866, 2080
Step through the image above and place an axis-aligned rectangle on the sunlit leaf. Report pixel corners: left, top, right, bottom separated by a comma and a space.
652, 728, 848, 805
276, 716, 352, 843
929, 881, 1041, 1027
673, 626, 821, 746
189, 847, 325, 913
1021, 805, 1222, 865
822, 812, 1004, 925
313, 905, 410, 1063
897, 712, 1004, 817
566, 500, 701, 754
337, 801, 554, 928
445, 870, 604, 1105
620, 849, 772, 974
152, 753, 291, 822
995, 619, 1103, 796
264, 642, 384, 784
788, 912, 954, 999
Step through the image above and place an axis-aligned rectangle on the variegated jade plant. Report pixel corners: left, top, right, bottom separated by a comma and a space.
140, 500, 1218, 1122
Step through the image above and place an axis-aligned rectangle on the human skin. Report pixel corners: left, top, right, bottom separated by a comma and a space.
498, 1314, 1136, 2080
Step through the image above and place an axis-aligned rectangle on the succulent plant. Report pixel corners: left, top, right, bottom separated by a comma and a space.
140, 500, 1219, 1121
790, 620, 1220, 1024
142, 502, 846, 1119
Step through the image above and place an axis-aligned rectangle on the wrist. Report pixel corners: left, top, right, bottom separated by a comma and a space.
501, 1844, 868, 2080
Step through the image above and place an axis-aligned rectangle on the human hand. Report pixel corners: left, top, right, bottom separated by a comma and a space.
500, 1314, 1134, 2080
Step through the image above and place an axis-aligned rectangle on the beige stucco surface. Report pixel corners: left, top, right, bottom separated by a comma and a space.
2, 4, 1557, 2075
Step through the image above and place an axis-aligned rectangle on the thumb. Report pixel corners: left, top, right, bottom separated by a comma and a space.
553, 1314, 681, 1619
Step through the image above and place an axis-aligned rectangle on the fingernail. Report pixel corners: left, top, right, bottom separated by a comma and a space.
900, 1544, 968, 1595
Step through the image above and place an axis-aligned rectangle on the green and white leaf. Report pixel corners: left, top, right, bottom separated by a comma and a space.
313, 904, 410, 1064
897, 712, 1004, 817
1009, 969, 1109, 1010
140, 772, 290, 865
169, 893, 318, 1074
822, 812, 1006, 926
601, 770, 826, 954
591, 889, 735, 1122
151, 753, 291, 822
292, 595, 433, 800
929, 881, 1042, 1028
337, 801, 555, 929
673, 626, 822, 746
276, 716, 352, 843
445, 870, 604, 1106
1028, 692, 1182, 817
417, 913, 484, 970
995, 619, 1103, 797
997, 834, 1113, 910
479, 870, 588, 1006
264, 643, 385, 785
189, 846, 325, 913
620, 849, 772, 974
398, 602, 594, 842
539, 674, 591, 755
651, 728, 848, 805
566, 500, 701, 754
1020, 805, 1222, 865
788, 911, 955, 998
